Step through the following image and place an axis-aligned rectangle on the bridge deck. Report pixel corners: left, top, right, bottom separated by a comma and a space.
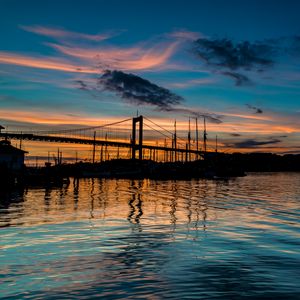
0, 133, 204, 155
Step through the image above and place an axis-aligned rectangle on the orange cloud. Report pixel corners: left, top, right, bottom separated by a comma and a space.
0, 109, 131, 126
0, 51, 98, 73
2, 109, 299, 156
220, 112, 273, 121
3, 110, 296, 136
145, 116, 300, 135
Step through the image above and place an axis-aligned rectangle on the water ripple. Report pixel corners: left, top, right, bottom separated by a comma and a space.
1, 173, 300, 299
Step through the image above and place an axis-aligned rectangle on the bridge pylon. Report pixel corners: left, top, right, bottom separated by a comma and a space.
131, 115, 143, 160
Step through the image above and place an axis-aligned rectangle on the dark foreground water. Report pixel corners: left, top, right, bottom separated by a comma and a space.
1, 173, 300, 299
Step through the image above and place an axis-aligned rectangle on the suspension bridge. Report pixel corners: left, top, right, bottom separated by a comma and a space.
0, 115, 211, 163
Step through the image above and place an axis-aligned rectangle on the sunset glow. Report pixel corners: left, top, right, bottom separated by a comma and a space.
1, 0, 300, 158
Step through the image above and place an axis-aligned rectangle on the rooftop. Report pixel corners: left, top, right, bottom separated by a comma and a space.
0, 140, 28, 154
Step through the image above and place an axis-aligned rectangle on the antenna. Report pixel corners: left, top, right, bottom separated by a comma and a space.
215, 135, 218, 153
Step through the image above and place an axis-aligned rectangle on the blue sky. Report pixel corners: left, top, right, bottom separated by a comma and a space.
1, 0, 300, 154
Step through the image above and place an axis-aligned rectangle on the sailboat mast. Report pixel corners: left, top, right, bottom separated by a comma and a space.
203, 117, 207, 154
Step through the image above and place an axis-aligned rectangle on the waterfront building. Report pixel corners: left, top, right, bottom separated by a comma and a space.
0, 140, 27, 171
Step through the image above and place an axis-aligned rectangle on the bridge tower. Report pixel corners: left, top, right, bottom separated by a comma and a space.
131, 115, 143, 160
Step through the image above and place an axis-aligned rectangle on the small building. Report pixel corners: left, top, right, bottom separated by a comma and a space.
0, 140, 27, 171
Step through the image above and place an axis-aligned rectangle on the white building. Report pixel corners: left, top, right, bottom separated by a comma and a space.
0, 140, 27, 171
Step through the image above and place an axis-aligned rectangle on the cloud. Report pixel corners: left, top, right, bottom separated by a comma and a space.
168, 30, 203, 40
21, 25, 118, 42
222, 72, 252, 86
49, 40, 180, 71
192, 37, 278, 85
161, 107, 222, 123
76, 80, 90, 91
76, 70, 222, 123
0, 51, 98, 73
1, 28, 182, 75
98, 70, 183, 109
192, 35, 300, 86
193, 38, 274, 70
230, 133, 241, 137
269, 135, 287, 138
0, 108, 127, 126
169, 78, 215, 89
228, 138, 281, 148
246, 104, 263, 114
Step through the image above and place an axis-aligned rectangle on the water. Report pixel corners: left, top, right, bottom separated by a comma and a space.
1, 173, 300, 299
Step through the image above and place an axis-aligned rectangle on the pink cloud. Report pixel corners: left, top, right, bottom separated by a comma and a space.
0, 41, 182, 74
49, 40, 181, 71
20, 25, 119, 42
1, 26, 192, 74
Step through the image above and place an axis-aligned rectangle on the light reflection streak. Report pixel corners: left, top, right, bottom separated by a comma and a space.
0, 175, 299, 235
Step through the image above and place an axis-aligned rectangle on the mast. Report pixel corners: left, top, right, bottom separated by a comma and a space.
105, 133, 108, 161
92, 131, 96, 163
188, 117, 191, 161
174, 119, 177, 161
203, 117, 207, 154
195, 118, 199, 159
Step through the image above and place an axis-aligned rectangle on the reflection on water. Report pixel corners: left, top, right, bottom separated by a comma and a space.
1, 173, 300, 299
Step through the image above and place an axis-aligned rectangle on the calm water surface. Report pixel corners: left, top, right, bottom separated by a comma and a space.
1, 173, 300, 299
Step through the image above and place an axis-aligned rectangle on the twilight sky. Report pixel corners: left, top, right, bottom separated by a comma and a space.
1, 0, 300, 155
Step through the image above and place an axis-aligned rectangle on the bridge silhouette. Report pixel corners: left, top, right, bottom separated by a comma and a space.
0, 115, 209, 162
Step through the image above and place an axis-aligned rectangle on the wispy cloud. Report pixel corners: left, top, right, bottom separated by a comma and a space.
168, 29, 203, 40
192, 35, 300, 86
227, 138, 281, 148
0, 34, 182, 75
49, 40, 180, 71
193, 38, 274, 70
161, 106, 222, 123
222, 72, 252, 86
21, 25, 119, 42
192, 37, 275, 86
219, 112, 270, 121
246, 104, 263, 114
0, 51, 98, 73
169, 78, 215, 88
0, 108, 129, 126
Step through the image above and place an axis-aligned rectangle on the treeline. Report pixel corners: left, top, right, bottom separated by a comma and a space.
217, 153, 300, 172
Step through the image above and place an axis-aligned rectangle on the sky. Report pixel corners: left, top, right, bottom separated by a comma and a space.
0, 0, 300, 159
